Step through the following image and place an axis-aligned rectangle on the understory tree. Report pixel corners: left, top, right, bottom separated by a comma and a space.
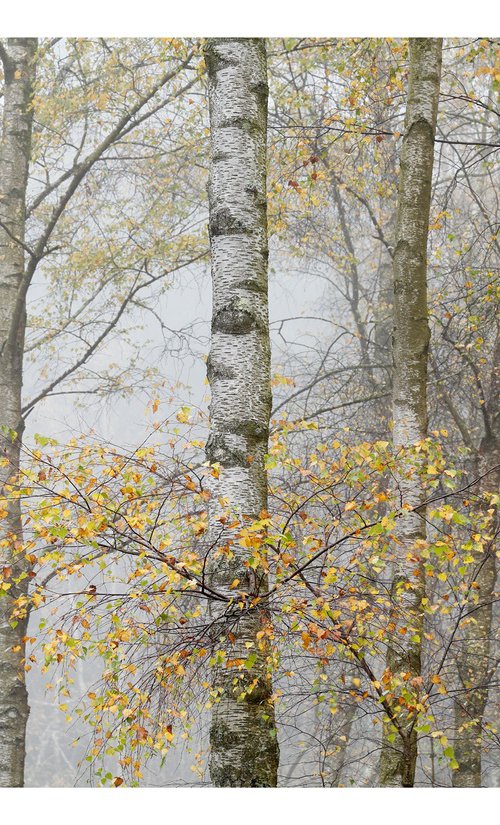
0, 36, 205, 786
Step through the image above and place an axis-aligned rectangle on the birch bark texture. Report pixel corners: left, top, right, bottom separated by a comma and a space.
379, 37, 442, 788
204, 38, 279, 787
0, 38, 37, 787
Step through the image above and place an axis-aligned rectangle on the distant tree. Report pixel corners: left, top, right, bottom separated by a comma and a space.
452, 341, 499, 786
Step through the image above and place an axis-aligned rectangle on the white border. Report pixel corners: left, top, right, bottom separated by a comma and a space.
1, 0, 497, 815
0, 787, 497, 825
0, 0, 497, 36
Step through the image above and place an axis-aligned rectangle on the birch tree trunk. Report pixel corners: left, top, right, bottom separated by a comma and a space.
0, 38, 37, 787
373, 215, 395, 429
379, 37, 442, 787
453, 335, 499, 787
204, 37, 279, 787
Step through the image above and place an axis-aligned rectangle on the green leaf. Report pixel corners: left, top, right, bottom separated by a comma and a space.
244, 652, 257, 670
367, 522, 384, 537
34, 433, 59, 447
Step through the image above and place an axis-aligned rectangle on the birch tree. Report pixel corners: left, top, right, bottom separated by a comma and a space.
0, 37, 37, 788
204, 37, 279, 787
379, 37, 442, 787
0, 37, 202, 787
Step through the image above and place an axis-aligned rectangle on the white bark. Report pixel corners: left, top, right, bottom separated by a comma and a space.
380, 38, 442, 787
0, 38, 37, 787
204, 37, 279, 787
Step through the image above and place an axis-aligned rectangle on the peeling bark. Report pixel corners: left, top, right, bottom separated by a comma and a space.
0, 37, 37, 787
379, 38, 442, 787
204, 37, 279, 787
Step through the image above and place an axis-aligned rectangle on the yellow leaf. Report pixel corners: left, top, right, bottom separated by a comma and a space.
176, 406, 191, 424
